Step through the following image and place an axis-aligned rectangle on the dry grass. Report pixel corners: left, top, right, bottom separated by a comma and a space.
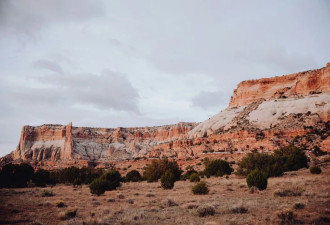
0, 162, 329, 225
274, 186, 304, 197
196, 205, 215, 217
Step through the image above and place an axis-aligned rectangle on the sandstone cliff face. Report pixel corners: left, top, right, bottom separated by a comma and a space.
6, 63, 330, 167
12, 122, 197, 162
14, 124, 68, 161
229, 63, 330, 108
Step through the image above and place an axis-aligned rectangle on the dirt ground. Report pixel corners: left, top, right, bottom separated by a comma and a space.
0, 163, 329, 225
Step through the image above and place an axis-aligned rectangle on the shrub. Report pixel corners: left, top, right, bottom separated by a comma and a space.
197, 205, 215, 217
182, 169, 198, 180
117, 193, 125, 199
32, 169, 51, 187
58, 166, 80, 183
274, 145, 308, 171
50, 167, 103, 185
160, 171, 175, 189
161, 199, 178, 207
100, 169, 122, 191
236, 152, 283, 177
312, 146, 327, 156
189, 173, 200, 182
274, 186, 304, 197
237, 145, 307, 178
73, 178, 82, 187
276, 209, 296, 225
59, 208, 77, 220
143, 159, 182, 182
89, 178, 109, 196
310, 166, 322, 174
125, 170, 142, 182
231, 206, 248, 214
204, 159, 233, 177
0, 163, 34, 188
293, 203, 305, 210
41, 190, 54, 197
246, 170, 267, 190
55, 201, 65, 208
192, 181, 209, 195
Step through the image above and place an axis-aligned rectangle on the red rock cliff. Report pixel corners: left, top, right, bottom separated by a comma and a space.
229, 63, 330, 108
12, 122, 197, 162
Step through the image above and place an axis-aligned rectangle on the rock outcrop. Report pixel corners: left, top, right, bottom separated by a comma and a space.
2, 63, 329, 168
229, 63, 330, 108
149, 63, 329, 158
12, 122, 197, 162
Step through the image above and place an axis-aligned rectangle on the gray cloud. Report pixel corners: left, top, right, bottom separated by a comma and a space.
145, 1, 330, 80
4, 62, 140, 113
0, 0, 104, 38
192, 90, 229, 110
33, 60, 64, 73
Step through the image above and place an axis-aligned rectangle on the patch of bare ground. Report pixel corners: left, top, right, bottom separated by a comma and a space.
0, 162, 329, 225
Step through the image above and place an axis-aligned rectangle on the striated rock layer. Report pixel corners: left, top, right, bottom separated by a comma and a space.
2, 63, 330, 168
229, 63, 330, 108
12, 122, 197, 163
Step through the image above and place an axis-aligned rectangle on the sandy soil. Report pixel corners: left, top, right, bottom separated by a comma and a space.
0, 163, 329, 225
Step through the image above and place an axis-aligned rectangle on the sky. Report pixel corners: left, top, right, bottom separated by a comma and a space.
0, 0, 329, 157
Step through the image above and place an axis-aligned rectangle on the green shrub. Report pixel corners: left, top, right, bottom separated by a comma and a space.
204, 159, 233, 177
237, 145, 307, 178
32, 169, 51, 187
143, 159, 182, 182
73, 178, 82, 187
89, 169, 122, 195
0, 163, 34, 188
274, 145, 308, 171
189, 173, 200, 182
310, 166, 322, 174
192, 181, 209, 195
236, 152, 283, 177
182, 169, 198, 180
246, 170, 267, 190
89, 178, 109, 196
58, 166, 80, 183
100, 169, 122, 191
125, 170, 142, 182
51, 167, 103, 185
160, 171, 175, 189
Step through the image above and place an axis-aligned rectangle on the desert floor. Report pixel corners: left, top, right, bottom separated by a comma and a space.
0, 163, 329, 225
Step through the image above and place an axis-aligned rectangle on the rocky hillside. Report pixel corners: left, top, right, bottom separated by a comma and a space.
1, 63, 329, 168
150, 63, 329, 158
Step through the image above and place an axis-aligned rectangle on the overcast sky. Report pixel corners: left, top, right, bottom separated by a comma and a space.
0, 0, 329, 157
